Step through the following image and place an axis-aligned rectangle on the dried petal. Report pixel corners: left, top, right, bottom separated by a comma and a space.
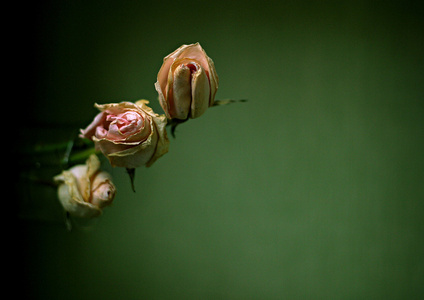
190, 66, 210, 118
171, 64, 192, 119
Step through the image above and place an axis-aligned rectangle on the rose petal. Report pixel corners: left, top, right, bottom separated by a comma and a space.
91, 181, 115, 208
91, 171, 116, 208
106, 127, 159, 168
79, 112, 107, 140
206, 56, 219, 105
177, 43, 211, 75
190, 66, 210, 119
146, 114, 169, 167
171, 64, 192, 119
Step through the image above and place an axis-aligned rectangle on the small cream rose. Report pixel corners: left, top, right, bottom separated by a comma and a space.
54, 154, 116, 218
155, 42, 219, 120
79, 100, 169, 169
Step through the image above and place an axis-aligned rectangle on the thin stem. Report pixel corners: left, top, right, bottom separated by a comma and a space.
23, 174, 58, 188
166, 118, 189, 138
212, 99, 248, 106
68, 147, 100, 164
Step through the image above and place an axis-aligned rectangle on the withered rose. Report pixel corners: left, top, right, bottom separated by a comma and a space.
54, 154, 116, 218
155, 42, 219, 120
80, 100, 169, 169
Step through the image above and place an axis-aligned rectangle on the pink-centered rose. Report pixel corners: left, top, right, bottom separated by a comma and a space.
80, 100, 169, 168
54, 154, 116, 218
155, 42, 219, 120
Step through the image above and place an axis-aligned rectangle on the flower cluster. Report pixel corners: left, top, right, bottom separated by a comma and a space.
55, 43, 219, 219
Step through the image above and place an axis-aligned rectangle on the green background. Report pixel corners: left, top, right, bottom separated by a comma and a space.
19, 0, 424, 299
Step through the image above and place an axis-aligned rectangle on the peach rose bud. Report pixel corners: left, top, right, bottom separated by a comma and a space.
155, 42, 219, 120
54, 154, 116, 218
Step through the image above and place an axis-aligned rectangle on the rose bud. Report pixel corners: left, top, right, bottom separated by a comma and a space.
79, 100, 169, 169
154, 42, 219, 120
54, 154, 116, 218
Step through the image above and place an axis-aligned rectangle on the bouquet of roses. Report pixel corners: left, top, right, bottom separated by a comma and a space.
51, 43, 243, 224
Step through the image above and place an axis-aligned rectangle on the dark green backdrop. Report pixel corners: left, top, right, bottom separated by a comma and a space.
19, 0, 424, 299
